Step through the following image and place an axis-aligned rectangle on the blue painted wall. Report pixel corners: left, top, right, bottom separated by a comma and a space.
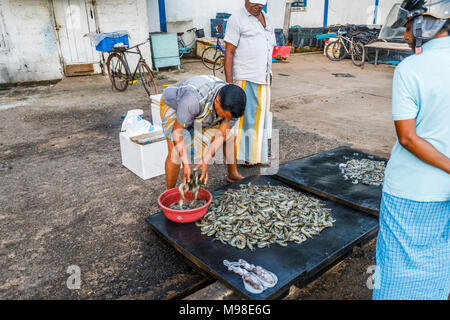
323, 0, 329, 27
158, 0, 167, 32
373, 0, 380, 24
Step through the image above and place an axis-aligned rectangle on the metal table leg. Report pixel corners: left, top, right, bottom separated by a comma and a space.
375, 49, 379, 67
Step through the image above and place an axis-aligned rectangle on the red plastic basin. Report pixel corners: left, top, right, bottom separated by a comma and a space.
158, 188, 212, 223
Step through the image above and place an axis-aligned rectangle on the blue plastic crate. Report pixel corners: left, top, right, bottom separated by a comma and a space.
216, 12, 231, 19
211, 18, 228, 39
96, 35, 129, 52
275, 28, 286, 46
316, 33, 338, 40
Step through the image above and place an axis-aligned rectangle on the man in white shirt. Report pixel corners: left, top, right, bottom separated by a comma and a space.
224, 0, 284, 165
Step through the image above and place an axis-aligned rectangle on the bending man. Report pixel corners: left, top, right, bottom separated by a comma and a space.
161, 75, 247, 189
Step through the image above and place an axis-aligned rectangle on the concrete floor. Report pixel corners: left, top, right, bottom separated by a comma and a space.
0, 52, 397, 300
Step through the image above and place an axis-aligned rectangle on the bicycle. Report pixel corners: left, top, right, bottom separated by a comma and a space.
106, 40, 158, 97
202, 38, 225, 70
212, 54, 225, 78
325, 30, 366, 67
178, 28, 198, 58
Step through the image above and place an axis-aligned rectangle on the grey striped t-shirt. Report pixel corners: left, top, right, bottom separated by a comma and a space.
162, 75, 238, 128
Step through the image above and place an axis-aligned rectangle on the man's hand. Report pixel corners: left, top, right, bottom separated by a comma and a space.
224, 42, 237, 84
182, 163, 192, 184
194, 159, 209, 185
395, 119, 450, 174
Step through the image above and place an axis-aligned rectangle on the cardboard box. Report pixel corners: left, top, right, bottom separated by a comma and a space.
119, 128, 168, 180
150, 94, 163, 127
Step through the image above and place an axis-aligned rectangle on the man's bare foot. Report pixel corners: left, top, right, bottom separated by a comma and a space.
227, 172, 244, 183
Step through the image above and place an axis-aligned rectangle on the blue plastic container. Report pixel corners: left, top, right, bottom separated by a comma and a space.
96, 35, 129, 52
211, 19, 228, 39
275, 28, 286, 46
216, 12, 231, 19
316, 33, 337, 40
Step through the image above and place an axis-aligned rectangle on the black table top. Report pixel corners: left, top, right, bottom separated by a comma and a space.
274, 146, 387, 216
146, 175, 378, 300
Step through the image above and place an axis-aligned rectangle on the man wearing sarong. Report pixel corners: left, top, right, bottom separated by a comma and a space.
373, 0, 450, 300
160, 75, 247, 189
224, 0, 285, 165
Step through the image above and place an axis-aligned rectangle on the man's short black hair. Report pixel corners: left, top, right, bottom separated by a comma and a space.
218, 84, 247, 118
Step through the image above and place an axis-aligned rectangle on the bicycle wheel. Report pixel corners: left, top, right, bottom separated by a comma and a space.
138, 62, 158, 97
106, 53, 129, 92
212, 55, 225, 77
325, 40, 347, 61
202, 46, 222, 70
351, 42, 365, 67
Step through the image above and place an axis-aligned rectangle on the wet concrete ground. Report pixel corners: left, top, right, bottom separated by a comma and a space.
0, 53, 396, 299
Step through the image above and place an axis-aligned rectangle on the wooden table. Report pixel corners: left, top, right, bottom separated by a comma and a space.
364, 41, 411, 66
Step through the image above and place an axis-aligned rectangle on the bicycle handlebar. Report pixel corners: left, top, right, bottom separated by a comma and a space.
187, 27, 197, 33
128, 39, 149, 50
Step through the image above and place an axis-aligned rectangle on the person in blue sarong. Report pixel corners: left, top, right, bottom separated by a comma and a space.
373, 0, 450, 300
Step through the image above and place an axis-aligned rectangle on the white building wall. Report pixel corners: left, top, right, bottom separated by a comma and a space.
95, 0, 152, 69
158, 0, 401, 36
146, 0, 161, 32
0, 0, 151, 85
290, 0, 400, 28
162, 0, 286, 44
290, 0, 325, 27
268, 0, 289, 29
376, 0, 401, 25
327, 0, 399, 26
0, 0, 63, 84
327, 0, 375, 26
165, 0, 242, 37
0, 0, 401, 85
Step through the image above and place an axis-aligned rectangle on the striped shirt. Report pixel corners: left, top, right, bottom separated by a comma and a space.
162, 75, 238, 128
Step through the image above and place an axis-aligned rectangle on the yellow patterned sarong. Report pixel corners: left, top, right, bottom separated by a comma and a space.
233, 80, 270, 164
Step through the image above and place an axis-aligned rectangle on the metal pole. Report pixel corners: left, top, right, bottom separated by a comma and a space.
373, 0, 380, 25
283, 1, 292, 42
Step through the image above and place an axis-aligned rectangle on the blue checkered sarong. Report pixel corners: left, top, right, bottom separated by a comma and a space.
373, 192, 450, 300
